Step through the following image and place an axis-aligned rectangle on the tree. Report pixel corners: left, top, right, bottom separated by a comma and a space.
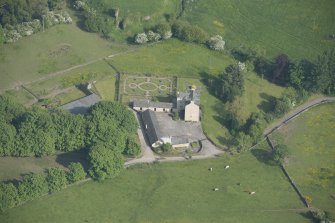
218, 64, 244, 102
207, 35, 225, 51
52, 111, 86, 152
245, 112, 265, 143
0, 118, 16, 156
272, 54, 290, 84
18, 173, 48, 201
88, 143, 124, 180
272, 144, 289, 164
46, 168, 68, 193
233, 132, 253, 152
67, 162, 86, 183
0, 183, 19, 211
273, 96, 292, 117
313, 49, 335, 95
134, 32, 148, 44
172, 20, 208, 44
47, 0, 64, 10
0, 95, 26, 122
0, 25, 3, 46
124, 137, 141, 157
154, 23, 172, 39
147, 30, 161, 42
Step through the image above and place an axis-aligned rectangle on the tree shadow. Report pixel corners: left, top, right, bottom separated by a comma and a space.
299, 211, 315, 223
257, 92, 276, 113
251, 148, 276, 166
56, 149, 89, 171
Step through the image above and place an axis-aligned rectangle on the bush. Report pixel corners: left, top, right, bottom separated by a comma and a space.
272, 144, 289, 164
161, 143, 173, 152
207, 35, 225, 51
67, 162, 86, 183
147, 30, 161, 42
46, 168, 68, 193
172, 21, 208, 44
18, 173, 48, 201
310, 209, 334, 223
154, 23, 172, 39
124, 137, 141, 157
0, 183, 19, 212
134, 32, 148, 44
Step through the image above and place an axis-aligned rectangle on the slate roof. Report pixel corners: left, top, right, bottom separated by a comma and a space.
178, 87, 200, 105
133, 99, 173, 109
141, 109, 162, 145
61, 93, 101, 114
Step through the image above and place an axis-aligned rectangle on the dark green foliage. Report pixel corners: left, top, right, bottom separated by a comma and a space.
0, 183, 19, 212
172, 20, 208, 44
313, 49, 335, 95
46, 167, 68, 193
0, 118, 17, 156
0, 0, 48, 26
154, 23, 171, 36
271, 54, 290, 84
15, 109, 56, 156
124, 137, 141, 157
0, 95, 26, 123
161, 143, 172, 152
273, 96, 291, 117
272, 144, 289, 164
67, 162, 86, 183
52, 111, 86, 152
232, 132, 252, 152
245, 112, 265, 143
217, 64, 244, 102
18, 173, 48, 201
0, 25, 3, 46
47, 0, 64, 10
88, 143, 124, 180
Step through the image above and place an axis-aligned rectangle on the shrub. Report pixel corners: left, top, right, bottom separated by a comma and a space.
134, 32, 148, 44
124, 137, 141, 157
18, 173, 48, 201
172, 20, 208, 44
161, 143, 173, 152
46, 168, 68, 193
147, 30, 161, 42
154, 23, 172, 39
207, 35, 225, 51
67, 162, 86, 183
0, 183, 19, 212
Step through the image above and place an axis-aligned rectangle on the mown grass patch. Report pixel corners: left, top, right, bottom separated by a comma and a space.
273, 103, 335, 218
0, 151, 307, 223
93, 76, 117, 101
0, 24, 122, 90
182, 0, 335, 60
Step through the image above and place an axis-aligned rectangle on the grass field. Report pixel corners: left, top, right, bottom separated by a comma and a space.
0, 148, 310, 223
272, 103, 335, 218
0, 150, 87, 182
182, 0, 335, 60
93, 76, 117, 101
0, 24, 125, 91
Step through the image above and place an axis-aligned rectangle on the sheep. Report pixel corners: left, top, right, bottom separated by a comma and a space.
213, 188, 219, 191
250, 191, 256, 195
209, 167, 213, 171
225, 165, 230, 169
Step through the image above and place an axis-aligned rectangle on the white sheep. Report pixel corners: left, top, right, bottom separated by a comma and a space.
250, 191, 256, 195
213, 188, 219, 191
209, 167, 213, 171
225, 165, 230, 169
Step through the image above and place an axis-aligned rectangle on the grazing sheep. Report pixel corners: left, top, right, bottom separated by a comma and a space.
213, 188, 219, 191
225, 165, 230, 169
250, 191, 256, 195
209, 167, 213, 171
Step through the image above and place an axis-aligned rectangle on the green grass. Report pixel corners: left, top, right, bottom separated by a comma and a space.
273, 103, 335, 217
0, 24, 124, 90
109, 39, 235, 77
3, 88, 36, 106
93, 76, 117, 101
98, 0, 180, 41
55, 88, 87, 106
0, 150, 309, 223
0, 150, 88, 182
182, 0, 335, 60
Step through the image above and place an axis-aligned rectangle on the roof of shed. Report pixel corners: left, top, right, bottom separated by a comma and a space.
61, 93, 101, 114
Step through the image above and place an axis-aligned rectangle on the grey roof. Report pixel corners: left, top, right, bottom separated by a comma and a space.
141, 109, 162, 145
133, 99, 173, 109
171, 136, 189, 145
178, 87, 200, 105
61, 93, 101, 114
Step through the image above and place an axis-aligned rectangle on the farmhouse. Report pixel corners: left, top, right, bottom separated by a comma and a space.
141, 109, 189, 148
133, 85, 200, 122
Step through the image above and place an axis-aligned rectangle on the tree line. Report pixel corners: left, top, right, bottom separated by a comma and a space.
0, 97, 141, 180
0, 163, 86, 212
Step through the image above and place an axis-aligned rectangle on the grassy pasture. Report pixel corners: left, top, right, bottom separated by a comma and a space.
93, 76, 117, 101
183, 0, 335, 60
0, 149, 308, 223
98, 0, 180, 41
272, 103, 335, 218
0, 24, 122, 91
